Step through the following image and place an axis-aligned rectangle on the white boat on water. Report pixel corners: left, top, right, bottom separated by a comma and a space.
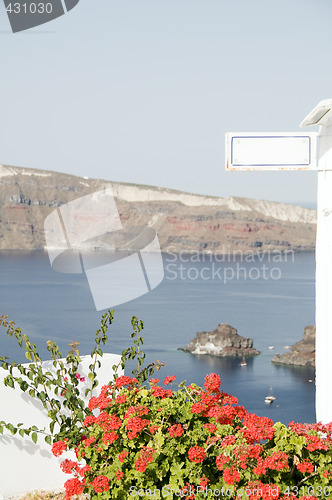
265, 388, 276, 404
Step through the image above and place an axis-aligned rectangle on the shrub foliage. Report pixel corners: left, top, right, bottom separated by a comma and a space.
1, 312, 332, 500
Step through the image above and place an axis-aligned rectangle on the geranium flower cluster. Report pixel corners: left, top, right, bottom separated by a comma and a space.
134, 446, 156, 472
52, 373, 332, 499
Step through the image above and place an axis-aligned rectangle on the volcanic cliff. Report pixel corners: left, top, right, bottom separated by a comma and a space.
0, 163, 316, 253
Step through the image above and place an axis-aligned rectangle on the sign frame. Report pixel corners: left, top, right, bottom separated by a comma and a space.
225, 132, 318, 171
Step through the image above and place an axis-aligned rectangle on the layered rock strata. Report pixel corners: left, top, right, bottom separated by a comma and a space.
0, 164, 316, 253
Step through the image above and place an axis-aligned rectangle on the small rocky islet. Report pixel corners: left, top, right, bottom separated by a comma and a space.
179, 323, 316, 367
178, 323, 260, 358
272, 325, 315, 367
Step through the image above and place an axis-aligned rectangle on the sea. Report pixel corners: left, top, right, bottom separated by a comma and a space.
0, 250, 315, 425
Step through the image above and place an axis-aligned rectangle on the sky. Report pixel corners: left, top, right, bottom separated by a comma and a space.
1, 0, 332, 207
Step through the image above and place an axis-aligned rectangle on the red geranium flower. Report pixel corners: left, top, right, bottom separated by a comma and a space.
164, 375, 176, 385
92, 475, 109, 493
168, 424, 184, 438
223, 466, 241, 485
297, 460, 315, 474
52, 438, 68, 457
118, 450, 128, 462
102, 431, 119, 446
149, 378, 160, 384
116, 469, 124, 481
64, 477, 84, 499
188, 445, 206, 463
204, 373, 221, 392
115, 376, 133, 389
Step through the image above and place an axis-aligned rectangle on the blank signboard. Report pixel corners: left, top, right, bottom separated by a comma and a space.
225, 132, 318, 170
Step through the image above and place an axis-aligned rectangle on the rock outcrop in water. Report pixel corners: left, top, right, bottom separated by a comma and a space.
179, 323, 260, 357
272, 325, 315, 367
0, 164, 316, 254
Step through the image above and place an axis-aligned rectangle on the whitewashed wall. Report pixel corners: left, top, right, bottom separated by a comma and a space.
0, 353, 122, 499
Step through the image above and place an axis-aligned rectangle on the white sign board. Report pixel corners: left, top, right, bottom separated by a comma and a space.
226, 132, 318, 171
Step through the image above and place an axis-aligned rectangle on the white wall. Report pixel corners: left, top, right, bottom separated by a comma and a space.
0, 353, 122, 499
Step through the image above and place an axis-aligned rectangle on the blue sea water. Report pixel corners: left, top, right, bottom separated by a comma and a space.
0, 250, 315, 425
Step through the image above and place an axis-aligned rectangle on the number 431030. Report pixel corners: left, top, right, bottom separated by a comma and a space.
5, 3, 53, 14
284, 486, 331, 496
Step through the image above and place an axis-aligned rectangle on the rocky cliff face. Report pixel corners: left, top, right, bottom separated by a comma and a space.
179, 323, 260, 357
0, 164, 316, 253
272, 325, 315, 367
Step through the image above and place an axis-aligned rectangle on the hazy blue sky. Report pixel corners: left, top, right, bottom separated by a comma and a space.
1, 0, 332, 206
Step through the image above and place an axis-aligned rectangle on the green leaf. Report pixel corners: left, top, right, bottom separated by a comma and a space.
39, 391, 47, 402
5, 376, 14, 388
7, 423, 16, 435
45, 435, 52, 445
155, 430, 165, 450
20, 381, 29, 392
31, 432, 38, 444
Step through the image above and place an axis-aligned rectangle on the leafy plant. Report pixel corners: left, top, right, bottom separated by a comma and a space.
1, 313, 332, 500
0, 311, 163, 445
53, 374, 332, 500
